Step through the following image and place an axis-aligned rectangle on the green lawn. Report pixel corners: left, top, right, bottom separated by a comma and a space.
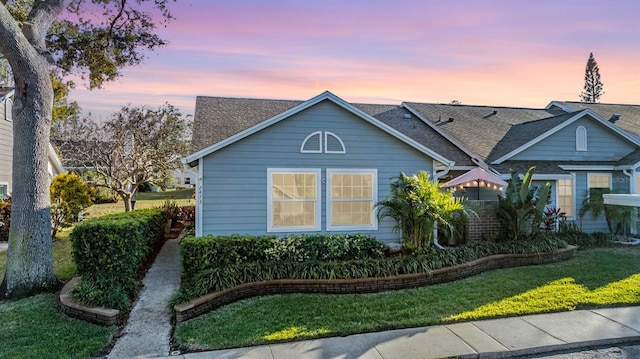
0, 294, 113, 359
84, 188, 195, 219
174, 247, 640, 350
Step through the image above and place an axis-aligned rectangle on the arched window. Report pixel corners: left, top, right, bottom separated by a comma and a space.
576, 126, 587, 151
324, 132, 346, 154
300, 131, 322, 153
4, 98, 12, 122
300, 131, 346, 154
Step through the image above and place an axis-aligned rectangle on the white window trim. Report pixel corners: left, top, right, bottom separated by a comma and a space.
0, 182, 8, 200
326, 168, 378, 231
4, 98, 12, 122
556, 176, 575, 220
576, 126, 587, 151
300, 131, 322, 154
324, 132, 346, 154
267, 168, 321, 232
587, 172, 612, 190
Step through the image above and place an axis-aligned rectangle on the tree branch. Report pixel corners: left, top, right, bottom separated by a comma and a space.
24, 0, 69, 57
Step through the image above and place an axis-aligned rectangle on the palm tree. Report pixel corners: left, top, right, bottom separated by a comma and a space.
376, 171, 476, 251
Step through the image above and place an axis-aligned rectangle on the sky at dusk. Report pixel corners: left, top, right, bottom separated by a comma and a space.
69, 0, 640, 118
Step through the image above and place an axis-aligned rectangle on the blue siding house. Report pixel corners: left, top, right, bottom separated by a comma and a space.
185, 91, 460, 243
186, 91, 640, 239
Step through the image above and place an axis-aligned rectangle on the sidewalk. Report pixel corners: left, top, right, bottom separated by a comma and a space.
108, 232, 183, 359
161, 306, 640, 359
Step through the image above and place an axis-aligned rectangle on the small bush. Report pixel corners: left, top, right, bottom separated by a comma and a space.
70, 208, 166, 310
0, 199, 10, 241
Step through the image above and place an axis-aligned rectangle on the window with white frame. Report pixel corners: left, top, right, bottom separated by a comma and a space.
4, 98, 12, 122
300, 131, 346, 154
576, 126, 587, 151
326, 169, 377, 231
267, 169, 321, 232
587, 173, 611, 200
557, 179, 574, 218
0, 183, 7, 200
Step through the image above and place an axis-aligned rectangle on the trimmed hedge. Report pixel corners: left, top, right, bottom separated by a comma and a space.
174, 233, 567, 304
70, 209, 166, 310
181, 234, 386, 279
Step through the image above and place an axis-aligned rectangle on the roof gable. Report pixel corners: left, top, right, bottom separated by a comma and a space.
491, 109, 640, 164
186, 91, 454, 166
547, 101, 640, 138
403, 102, 563, 162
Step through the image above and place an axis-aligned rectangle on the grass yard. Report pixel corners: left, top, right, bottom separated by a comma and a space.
84, 187, 195, 219
0, 294, 114, 359
175, 247, 640, 350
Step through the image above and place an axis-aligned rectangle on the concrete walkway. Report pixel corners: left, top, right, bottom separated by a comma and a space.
0, 242, 7, 252
108, 232, 183, 359
159, 306, 640, 359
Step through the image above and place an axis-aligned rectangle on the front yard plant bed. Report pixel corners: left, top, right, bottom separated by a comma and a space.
173, 234, 571, 320
174, 248, 640, 351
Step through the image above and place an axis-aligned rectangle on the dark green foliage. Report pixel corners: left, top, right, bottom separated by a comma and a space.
580, 52, 604, 103
579, 188, 637, 235
0, 200, 10, 242
376, 171, 474, 249
70, 209, 165, 310
180, 234, 386, 279
174, 234, 568, 304
496, 167, 551, 240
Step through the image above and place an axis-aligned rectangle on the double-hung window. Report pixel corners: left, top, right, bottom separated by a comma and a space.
587, 173, 611, 201
326, 169, 377, 231
267, 169, 321, 232
556, 179, 574, 218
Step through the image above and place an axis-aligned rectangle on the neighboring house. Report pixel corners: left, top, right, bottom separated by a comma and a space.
0, 88, 65, 200
406, 101, 640, 233
186, 90, 640, 239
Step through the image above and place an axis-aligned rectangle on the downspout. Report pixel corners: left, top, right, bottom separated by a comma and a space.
432, 160, 454, 249
623, 164, 639, 235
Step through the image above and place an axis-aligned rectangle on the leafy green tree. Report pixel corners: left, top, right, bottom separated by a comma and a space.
0, 0, 175, 299
496, 167, 551, 240
50, 173, 93, 238
580, 52, 604, 103
376, 171, 475, 251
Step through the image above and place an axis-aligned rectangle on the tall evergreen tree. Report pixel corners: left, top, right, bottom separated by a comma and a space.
580, 52, 604, 103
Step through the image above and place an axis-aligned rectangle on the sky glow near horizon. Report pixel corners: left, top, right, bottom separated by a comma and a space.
69, 0, 640, 118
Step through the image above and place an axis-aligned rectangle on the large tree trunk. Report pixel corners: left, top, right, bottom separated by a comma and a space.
0, 3, 64, 298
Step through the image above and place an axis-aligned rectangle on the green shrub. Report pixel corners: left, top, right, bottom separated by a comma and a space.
70, 208, 166, 310
181, 234, 385, 279
174, 234, 568, 304
50, 173, 93, 238
0, 199, 10, 241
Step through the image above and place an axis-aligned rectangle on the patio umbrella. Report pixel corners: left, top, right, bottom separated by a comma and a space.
443, 167, 508, 200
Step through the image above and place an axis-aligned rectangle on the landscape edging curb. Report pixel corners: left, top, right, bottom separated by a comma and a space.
174, 246, 578, 322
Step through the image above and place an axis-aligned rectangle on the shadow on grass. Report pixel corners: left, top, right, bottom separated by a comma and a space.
175, 248, 640, 350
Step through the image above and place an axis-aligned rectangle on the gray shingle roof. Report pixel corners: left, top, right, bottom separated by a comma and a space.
551, 101, 640, 137
403, 102, 564, 161
353, 104, 475, 166
192, 96, 302, 153
191, 96, 475, 166
488, 112, 579, 162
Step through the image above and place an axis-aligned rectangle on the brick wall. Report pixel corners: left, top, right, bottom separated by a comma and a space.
174, 246, 577, 322
467, 200, 502, 241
